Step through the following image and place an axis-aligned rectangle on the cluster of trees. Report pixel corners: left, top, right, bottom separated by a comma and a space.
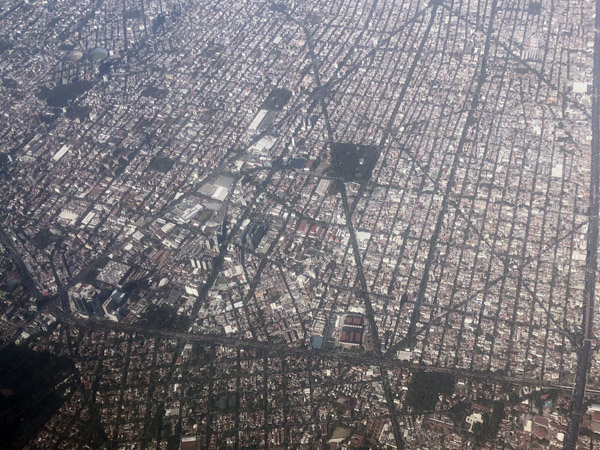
138, 304, 188, 331
405, 370, 455, 414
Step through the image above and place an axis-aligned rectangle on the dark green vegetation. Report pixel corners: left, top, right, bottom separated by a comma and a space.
0, 345, 76, 450
98, 61, 112, 76
449, 400, 470, 427
528, 2, 542, 14
332, 143, 380, 182
473, 401, 505, 444
88, 47, 109, 64
38, 80, 94, 108
152, 14, 166, 33
215, 392, 238, 413
122, 278, 149, 296
0, 153, 9, 176
40, 112, 58, 125
124, 9, 142, 19
138, 304, 187, 331
2, 77, 18, 88
66, 105, 92, 121
58, 43, 75, 51
80, 404, 110, 449
32, 229, 61, 250
141, 86, 167, 99
447, 398, 505, 443
148, 156, 175, 173
261, 88, 292, 111
307, 13, 322, 25
405, 370, 455, 414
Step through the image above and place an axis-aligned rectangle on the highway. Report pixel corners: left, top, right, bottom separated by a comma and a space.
563, 1, 600, 448
45, 304, 600, 396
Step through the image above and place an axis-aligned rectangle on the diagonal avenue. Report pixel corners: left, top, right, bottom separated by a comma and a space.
297, 4, 441, 449
393, 0, 499, 353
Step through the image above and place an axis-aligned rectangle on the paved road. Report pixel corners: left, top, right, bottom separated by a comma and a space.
287, 11, 407, 447
392, 0, 498, 354
563, 1, 600, 448
49, 308, 600, 395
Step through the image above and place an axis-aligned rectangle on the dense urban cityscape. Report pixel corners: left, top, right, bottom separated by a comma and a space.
1, 0, 600, 448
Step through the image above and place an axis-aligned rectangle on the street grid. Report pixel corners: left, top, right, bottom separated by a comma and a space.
0, 0, 600, 448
